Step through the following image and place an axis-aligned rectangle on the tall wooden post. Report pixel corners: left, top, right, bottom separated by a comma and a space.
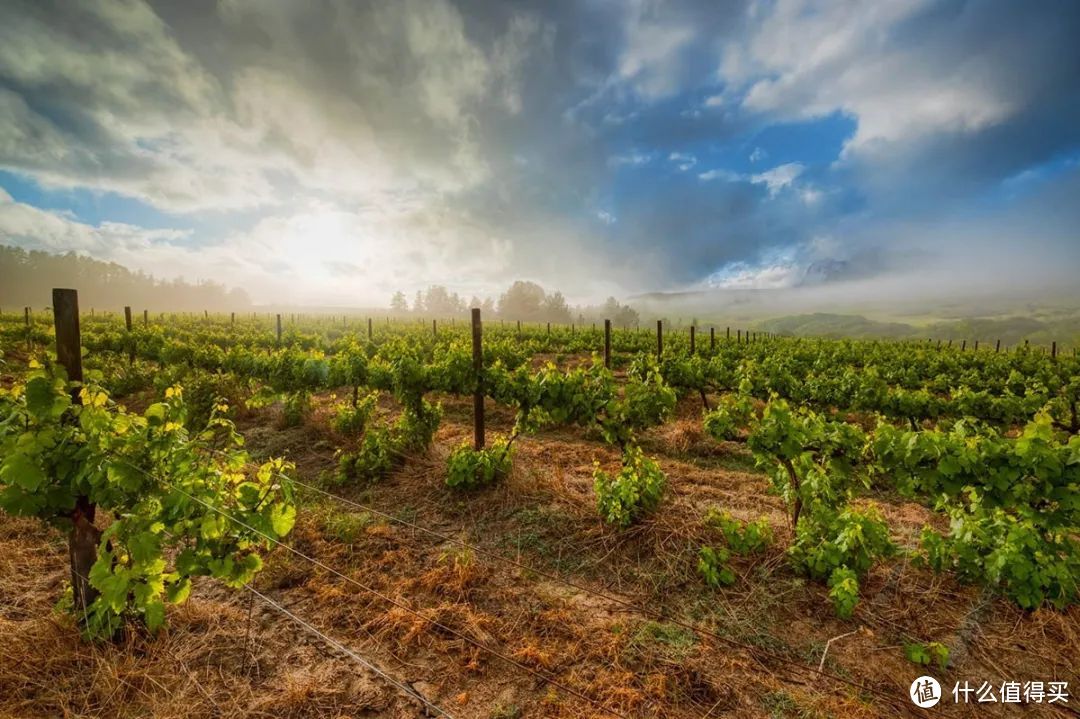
368, 317, 373, 340
604, 319, 611, 369
53, 289, 99, 624
737, 329, 742, 343
690, 325, 696, 354
143, 309, 148, 327
1052, 341, 1057, 359
961, 340, 966, 351
231, 311, 235, 326
432, 318, 437, 339
996, 339, 1001, 353
472, 308, 485, 451
124, 306, 134, 365
276, 314, 282, 344
710, 327, 715, 350
656, 319, 663, 359
726, 326, 730, 340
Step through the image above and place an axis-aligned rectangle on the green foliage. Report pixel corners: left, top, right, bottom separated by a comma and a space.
920, 512, 1079, 609
827, 567, 860, 619
594, 444, 666, 528
702, 393, 755, 441
703, 508, 773, 554
874, 411, 1080, 609
280, 390, 312, 428
393, 398, 442, 451
790, 505, 894, 581
446, 436, 513, 489
336, 425, 395, 484
904, 641, 950, 670
331, 391, 378, 436
0, 363, 295, 639
697, 545, 736, 588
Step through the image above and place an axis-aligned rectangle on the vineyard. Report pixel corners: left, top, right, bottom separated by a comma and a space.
1, 293, 1077, 718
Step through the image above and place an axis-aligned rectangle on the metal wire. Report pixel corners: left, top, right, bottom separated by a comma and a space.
278, 470, 912, 710
243, 583, 456, 718
104, 454, 634, 719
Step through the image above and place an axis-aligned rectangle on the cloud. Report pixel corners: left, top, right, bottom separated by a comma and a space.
669, 152, 697, 171
0, 0, 1077, 306
719, 0, 1080, 190
0, 0, 553, 211
750, 162, 804, 195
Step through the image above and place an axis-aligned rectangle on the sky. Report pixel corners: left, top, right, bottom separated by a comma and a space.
1, 0, 1079, 307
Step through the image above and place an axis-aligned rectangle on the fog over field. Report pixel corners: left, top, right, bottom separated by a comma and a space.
0, 0, 1078, 316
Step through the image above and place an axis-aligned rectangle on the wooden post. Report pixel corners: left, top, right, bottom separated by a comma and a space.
143, 309, 148, 327
53, 289, 99, 625
471, 308, 484, 451
517, 319, 521, 338
432, 318, 437, 338
961, 340, 966, 351
974, 340, 979, 351
604, 319, 611, 369
996, 339, 1001, 353
1052, 341, 1057, 359
231, 311, 235, 326
368, 317, 373, 340
276, 314, 282, 344
710, 327, 715, 350
737, 329, 742, 343
690, 325, 696, 354
726, 326, 730, 340
24, 306, 31, 353
546, 322, 550, 335
656, 319, 663, 359
124, 306, 134, 365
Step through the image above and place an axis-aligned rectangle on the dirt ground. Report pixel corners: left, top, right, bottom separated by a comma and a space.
1, 387, 1077, 718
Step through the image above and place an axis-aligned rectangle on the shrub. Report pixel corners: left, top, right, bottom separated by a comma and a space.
331, 391, 378, 436
280, 390, 311, 428
446, 437, 513, 489
702, 393, 755, 441
703, 508, 773, 554
698, 546, 736, 588
594, 444, 666, 528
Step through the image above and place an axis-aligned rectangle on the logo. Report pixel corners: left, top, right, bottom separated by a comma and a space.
911, 676, 942, 708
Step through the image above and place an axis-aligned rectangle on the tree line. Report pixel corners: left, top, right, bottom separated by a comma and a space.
390, 280, 640, 326
0, 246, 250, 311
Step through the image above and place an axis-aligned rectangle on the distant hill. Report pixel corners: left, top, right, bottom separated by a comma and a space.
755, 312, 1079, 348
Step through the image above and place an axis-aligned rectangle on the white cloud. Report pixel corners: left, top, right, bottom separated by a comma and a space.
669, 152, 697, 171
749, 146, 767, 163
721, 0, 1018, 153
750, 162, 805, 195
698, 168, 742, 182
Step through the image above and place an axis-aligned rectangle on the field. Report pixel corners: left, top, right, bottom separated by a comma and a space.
1, 305, 1077, 718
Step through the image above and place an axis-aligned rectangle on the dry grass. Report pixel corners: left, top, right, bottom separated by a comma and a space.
1, 377, 1078, 718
